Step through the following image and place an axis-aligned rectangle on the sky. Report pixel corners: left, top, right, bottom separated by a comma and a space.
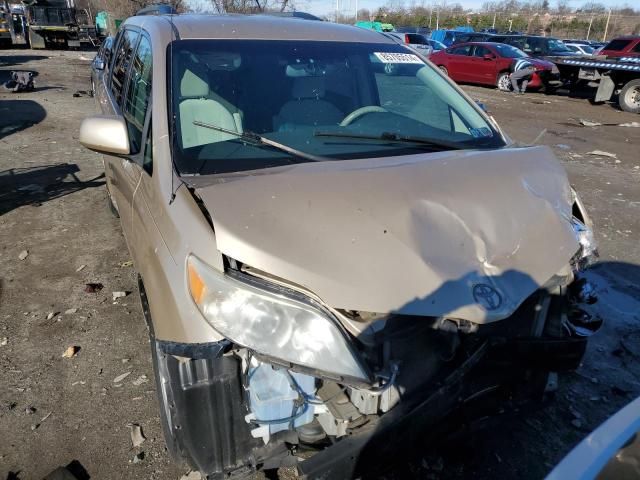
189, 0, 633, 19
292, 0, 630, 17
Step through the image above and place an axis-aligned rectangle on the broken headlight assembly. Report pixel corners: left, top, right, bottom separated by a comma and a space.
570, 188, 598, 268
186, 255, 369, 384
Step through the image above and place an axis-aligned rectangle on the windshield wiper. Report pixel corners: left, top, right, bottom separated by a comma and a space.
193, 120, 329, 163
314, 130, 462, 151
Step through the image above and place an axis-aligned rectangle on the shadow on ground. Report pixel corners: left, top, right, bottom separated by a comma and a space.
0, 55, 49, 67
0, 99, 46, 139
0, 164, 105, 216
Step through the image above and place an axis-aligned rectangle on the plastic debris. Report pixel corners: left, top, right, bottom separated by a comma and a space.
119, 261, 133, 268
64, 308, 77, 315
619, 121, 640, 128
579, 119, 601, 127
180, 472, 203, 480
0, 337, 7, 346
62, 346, 80, 358
128, 423, 146, 448
76, 264, 86, 272
586, 150, 617, 158
46, 312, 56, 320
132, 375, 148, 386
131, 452, 145, 463
113, 371, 132, 383
112, 291, 128, 301
18, 250, 29, 260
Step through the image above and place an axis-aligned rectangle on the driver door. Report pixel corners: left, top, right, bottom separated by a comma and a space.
468, 45, 497, 84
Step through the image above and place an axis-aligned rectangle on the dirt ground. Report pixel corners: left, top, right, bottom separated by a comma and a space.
0, 49, 639, 480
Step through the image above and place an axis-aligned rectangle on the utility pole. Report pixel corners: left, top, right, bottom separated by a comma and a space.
586, 16, 593, 40
602, 8, 611, 42
492, 12, 496, 29
436, 6, 439, 30
355, 0, 358, 21
508, 18, 513, 32
335, 0, 339, 22
429, 3, 433, 28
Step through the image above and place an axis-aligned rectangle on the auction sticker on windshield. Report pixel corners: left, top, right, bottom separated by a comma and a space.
374, 52, 424, 64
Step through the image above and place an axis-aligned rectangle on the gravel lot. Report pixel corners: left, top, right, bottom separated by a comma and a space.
1, 49, 639, 480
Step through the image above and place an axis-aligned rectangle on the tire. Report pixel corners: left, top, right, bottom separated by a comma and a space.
106, 186, 119, 218
619, 79, 640, 114
438, 66, 448, 76
138, 277, 185, 466
497, 72, 512, 92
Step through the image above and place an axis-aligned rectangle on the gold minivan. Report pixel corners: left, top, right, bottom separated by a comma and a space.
80, 13, 599, 479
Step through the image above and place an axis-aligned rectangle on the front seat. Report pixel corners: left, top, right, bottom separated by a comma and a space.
178, 68, 243, 149
274, 76, 343, 131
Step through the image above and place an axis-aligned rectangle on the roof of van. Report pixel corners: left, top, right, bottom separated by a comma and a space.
125, 14, 397, 44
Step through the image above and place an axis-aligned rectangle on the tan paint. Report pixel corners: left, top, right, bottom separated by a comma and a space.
85, 14, 582, 344
194, 145, 579, 324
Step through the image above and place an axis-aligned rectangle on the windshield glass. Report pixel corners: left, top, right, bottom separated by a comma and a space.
548, 38, 571, 52
493, 43, 527, 58
169, 40, 503, 175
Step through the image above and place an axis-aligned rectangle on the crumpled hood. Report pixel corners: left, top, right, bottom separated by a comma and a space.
193, 146, 579, 323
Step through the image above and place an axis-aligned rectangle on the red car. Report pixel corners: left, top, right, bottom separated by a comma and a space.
598, 36, 640, 58
430, 42, 558, 91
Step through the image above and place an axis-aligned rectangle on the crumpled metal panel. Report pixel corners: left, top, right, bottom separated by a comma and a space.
195, 146, 579, 323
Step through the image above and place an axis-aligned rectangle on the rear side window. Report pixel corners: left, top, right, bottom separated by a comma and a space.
633, 41, 640, 53
406, 34, 427, 45
604, 39, 631, 51
123, 35, 152, 154
111, 29, 139, 106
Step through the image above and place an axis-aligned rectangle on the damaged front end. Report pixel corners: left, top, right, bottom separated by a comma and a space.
152, 147, 603, 478
153, 229, 600, 479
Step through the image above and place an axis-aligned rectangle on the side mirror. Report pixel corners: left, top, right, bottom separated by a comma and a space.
79, 115, 130, 155
483, 53, 495, 60
94, 58, 105, 70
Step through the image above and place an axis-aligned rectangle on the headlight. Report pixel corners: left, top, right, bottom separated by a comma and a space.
571, 218, 597, 260
187, 255, 369, 383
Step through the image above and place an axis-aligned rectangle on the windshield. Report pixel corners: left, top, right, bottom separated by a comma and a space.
493, 43, 527, 58
548, 38, 572, 52
169, 40, 503, 175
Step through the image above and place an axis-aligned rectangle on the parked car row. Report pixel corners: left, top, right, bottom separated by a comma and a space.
430, 41, 560, 92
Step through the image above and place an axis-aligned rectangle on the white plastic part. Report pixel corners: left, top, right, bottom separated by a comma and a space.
246, 359, 316, 444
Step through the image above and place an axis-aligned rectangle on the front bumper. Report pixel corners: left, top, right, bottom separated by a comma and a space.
298, 332, 589, 479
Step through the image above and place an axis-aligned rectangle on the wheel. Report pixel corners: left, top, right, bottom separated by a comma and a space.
438, 66, 448, 76
619, 79, 640, 114
497, 72, 512, 92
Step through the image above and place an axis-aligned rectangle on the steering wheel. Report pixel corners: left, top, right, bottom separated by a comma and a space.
340, 106, 388, 126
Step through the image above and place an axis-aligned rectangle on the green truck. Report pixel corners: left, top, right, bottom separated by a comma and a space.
354, 21, 394, 32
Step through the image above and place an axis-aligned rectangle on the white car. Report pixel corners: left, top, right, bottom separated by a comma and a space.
565, 43, 596, 55
384, 32, 434, 56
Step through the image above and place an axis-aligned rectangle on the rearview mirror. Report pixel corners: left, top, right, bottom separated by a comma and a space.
79, 115, 130, 155
94, 58, 105, 70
